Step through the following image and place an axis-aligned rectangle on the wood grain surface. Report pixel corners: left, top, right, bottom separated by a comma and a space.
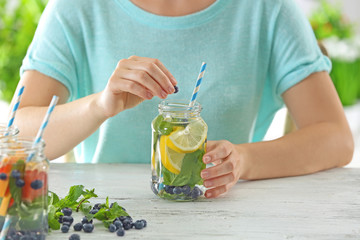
48, 163, 360, 240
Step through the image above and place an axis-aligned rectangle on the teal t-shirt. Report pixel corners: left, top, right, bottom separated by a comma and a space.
20, 0, 331, 163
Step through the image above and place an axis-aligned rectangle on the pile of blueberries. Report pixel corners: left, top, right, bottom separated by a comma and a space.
59, 203, 147, 239
163, 185, 203, 199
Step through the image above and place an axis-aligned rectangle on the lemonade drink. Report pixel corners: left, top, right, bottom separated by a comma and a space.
0, 124, 19, 139
151, 100, 207, 201
0, 139, 48, 239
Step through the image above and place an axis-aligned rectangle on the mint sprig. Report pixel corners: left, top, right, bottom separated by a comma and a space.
48, 185, 129, 231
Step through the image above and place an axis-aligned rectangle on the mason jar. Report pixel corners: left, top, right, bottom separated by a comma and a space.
0, 138, 49, 239
151, 100, 208, 201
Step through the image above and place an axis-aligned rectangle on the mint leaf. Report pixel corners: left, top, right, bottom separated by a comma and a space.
162, 149, 205, 187
48, 205, 60, 230
65, 185, 85, 203
48, 191, 60, 206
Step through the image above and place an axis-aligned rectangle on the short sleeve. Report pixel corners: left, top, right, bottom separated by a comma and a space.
269, 0, 332, 99
20, 0, 78, 101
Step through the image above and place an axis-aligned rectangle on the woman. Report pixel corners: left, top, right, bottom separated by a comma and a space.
12, 0, 353, 198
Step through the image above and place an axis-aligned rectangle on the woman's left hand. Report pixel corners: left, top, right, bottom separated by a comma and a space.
201, 140, 244, 198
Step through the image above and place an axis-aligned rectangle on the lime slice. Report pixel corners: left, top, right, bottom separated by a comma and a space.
168, 119, 208, 153
160, 136, 185, 174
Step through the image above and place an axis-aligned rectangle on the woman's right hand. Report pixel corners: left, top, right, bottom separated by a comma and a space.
95, 56, 177, 119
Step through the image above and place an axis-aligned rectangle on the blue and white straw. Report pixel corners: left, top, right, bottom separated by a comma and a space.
0, 215, 11, 240
26, 95, 59, 162
5, 86, 25, 136
189, 62, 207, 108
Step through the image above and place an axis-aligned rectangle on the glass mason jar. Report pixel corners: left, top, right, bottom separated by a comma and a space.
0, 124, 19, 139
151, 100, 208, 201
0, 138, 49, 240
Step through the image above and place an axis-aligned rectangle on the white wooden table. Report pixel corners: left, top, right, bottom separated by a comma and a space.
48, 163, 360, 240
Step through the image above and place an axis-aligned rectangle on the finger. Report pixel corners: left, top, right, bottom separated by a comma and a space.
204, 185, 227, 198
116, 69, 167, 99
201, 160, 234, 180
108, 78, 152, 100
203, 141, 232, 164
128, 56, 176, 92
203, 172, 235, 189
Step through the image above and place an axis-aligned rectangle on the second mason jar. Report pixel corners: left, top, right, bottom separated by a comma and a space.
0, 138, 49, 239
151, 100, 208, 201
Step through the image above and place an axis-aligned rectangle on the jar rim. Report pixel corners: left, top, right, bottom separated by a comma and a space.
0, 137, 45, 154
0, 123, 19, 137
158, 99, 202, 113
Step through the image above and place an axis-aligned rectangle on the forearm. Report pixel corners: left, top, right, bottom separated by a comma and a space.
239, 122, 354, 180
14, 93, 107, 160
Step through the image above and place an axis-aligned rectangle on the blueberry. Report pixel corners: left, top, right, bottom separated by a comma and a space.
93, 203, 102, 209
173, 186, 182, 195
68, 234, 80, 240
61, 225, 69, 233
62, 216, 74, 225
0, 173, 7, 180
116, 228, 125, 236
73, 223, 82, 231
58, 215, 63, 223
174, 85, 179, 93
30, 180, 43, 190
164, 185, 174, 194
15, 179, 25, 188
113, 220, 123, 229
69, 234, 80, 240
89, 209, 98, 215
190, 187, 202, 199
181, 185, 191, 195
122, 221, 132, 230
82, 223, 94, 233
62, 221, 71, 226
11, 170, 21, 179
140, 219, 147, 227
61, 207, 72, 216
81, 216, 93, 224
108, 224, 116, 232
134, 220, 144, 229
118, 216, 127, 222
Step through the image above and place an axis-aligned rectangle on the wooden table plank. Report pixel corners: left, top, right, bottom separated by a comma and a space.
48, 164, 360, 240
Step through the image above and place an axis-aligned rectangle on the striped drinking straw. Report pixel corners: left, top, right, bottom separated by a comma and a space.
27, 95, 59, 162
5, 86, 25, 136
0, 215, 11, 240
189, 62, 207, 108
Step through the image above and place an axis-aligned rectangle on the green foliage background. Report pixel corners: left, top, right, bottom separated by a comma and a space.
0, 0, 47, 103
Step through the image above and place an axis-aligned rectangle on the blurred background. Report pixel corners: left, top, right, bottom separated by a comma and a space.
0, 0, 359, 165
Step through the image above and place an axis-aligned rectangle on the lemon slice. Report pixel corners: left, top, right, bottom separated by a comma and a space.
168, 119, 208, 153
160, 136, 185, 174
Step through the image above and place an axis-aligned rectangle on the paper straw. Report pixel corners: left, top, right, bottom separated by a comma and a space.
5, 86, 25, 136
27, 95, 59, 162
189, 62, 206, 108
0, 215, 11, 240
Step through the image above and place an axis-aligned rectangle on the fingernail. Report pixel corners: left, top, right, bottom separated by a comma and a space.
161, 91, 167, 98
168, 86, 174, 94
204, 181, 213, 187
171, 77, 177, 85
147, 92, 153, 99
203, 156, 211, 163
201, 171, 209, 179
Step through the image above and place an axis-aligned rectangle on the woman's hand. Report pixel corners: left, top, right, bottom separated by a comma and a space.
96, 56, 177, 119
201, 140, 244, 198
